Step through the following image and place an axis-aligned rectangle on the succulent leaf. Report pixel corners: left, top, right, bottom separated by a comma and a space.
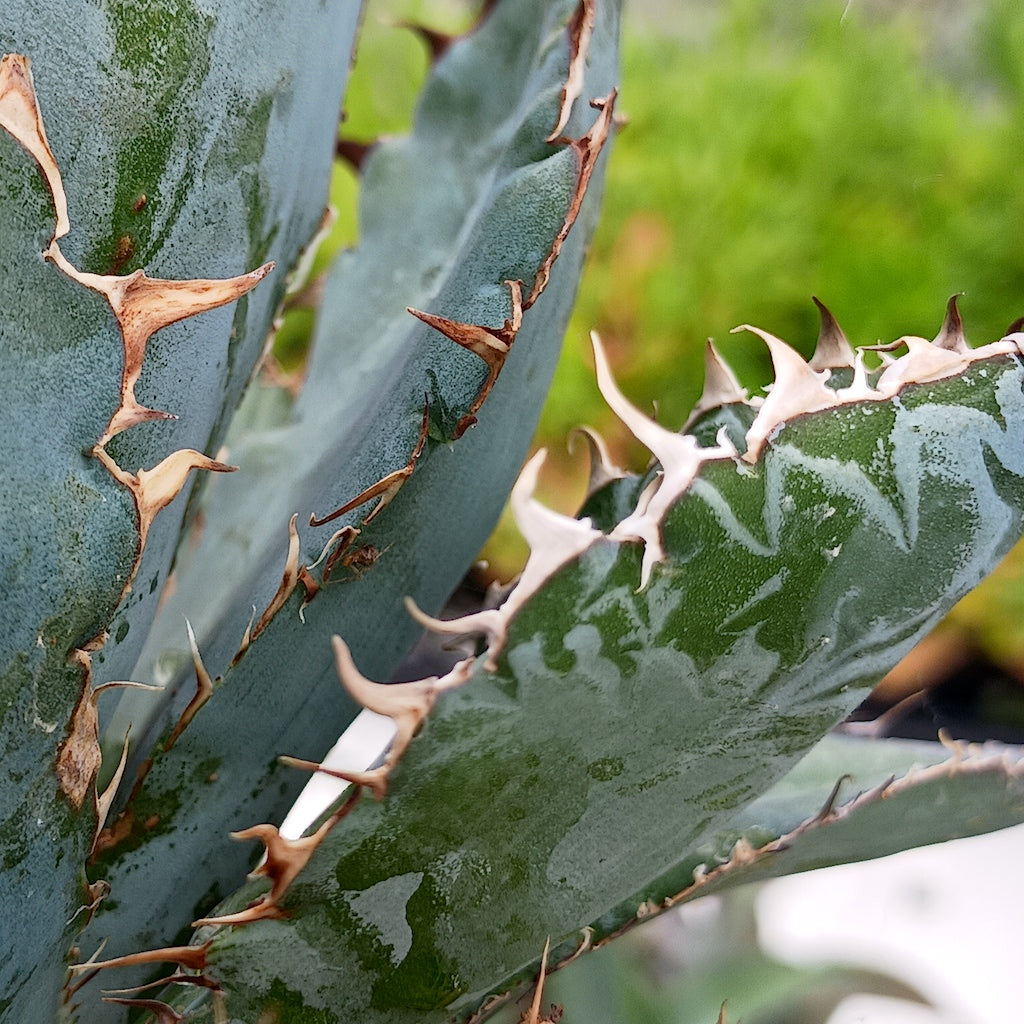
594, 731, 1024, 944
74, 0, 620, 1011
0, 3, 361, 1019
164, 322, 1024, 1022
5, 2, 1024, 1022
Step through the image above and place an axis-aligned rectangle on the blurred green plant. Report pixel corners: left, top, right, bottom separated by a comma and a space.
554, 0, 1024, 439
487, 889, 930, 1024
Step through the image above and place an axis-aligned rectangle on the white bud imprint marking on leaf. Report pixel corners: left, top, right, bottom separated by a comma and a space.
582, 305, 1024, 600
346, 873, 422, 967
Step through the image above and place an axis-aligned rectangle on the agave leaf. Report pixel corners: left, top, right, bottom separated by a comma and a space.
1, 1, 362, 691
74, 0, 620, 1012
0, 59, 127, 1021
0, 4, 359, 1019
517, 883, 929, 1024
149, 330, 1024, 1021
592, 731, 1024, 944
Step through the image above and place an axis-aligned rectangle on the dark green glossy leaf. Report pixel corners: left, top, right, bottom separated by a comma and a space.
167, 348, 1024, 1021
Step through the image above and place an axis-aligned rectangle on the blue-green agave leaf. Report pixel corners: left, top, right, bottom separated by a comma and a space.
74, 1, 620, 1014
589, 731, 1024, 948
0, 2, 360, 1019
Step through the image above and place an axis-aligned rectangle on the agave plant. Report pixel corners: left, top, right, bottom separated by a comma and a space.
2, 1, 1024, 1023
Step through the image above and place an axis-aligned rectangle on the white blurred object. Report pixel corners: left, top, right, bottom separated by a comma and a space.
757, 823, 1024, 1024
278, 709, 395, 839
819, 996, 956, 1024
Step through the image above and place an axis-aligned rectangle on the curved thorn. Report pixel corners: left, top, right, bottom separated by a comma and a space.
684, 340, 749, 428
874, 335, 971, 394
330, 637, 472, 781
165, 620, 214, 750
310, 399, 430, 527
734, 324, 837, 462
546, 0, 597, 141
101, 998, 183, 1023
251, 514, 301, 643
195, 790, 362, 926
68, 943, 212, 975
568, 426, 626, 497
505, 449, 605, 616
93, 730, 131, 850
809, 297, 856, 370
933, 293, 970, 353
594, 332, 733, 586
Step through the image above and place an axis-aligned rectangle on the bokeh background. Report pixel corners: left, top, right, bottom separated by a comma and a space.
276, 2, 1024, 1020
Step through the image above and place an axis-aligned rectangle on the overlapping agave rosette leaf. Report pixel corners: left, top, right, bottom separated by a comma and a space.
68, 1, 622, 1018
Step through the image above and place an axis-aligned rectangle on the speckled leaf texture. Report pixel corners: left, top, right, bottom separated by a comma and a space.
0, 3, 360, 1021
6, 0, 1024, 1022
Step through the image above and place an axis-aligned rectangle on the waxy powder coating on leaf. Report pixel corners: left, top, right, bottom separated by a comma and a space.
1, 50, 270, 823
1, 1, 363, 1018
0, 40, 276, 1023
0, 50, 272, 607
